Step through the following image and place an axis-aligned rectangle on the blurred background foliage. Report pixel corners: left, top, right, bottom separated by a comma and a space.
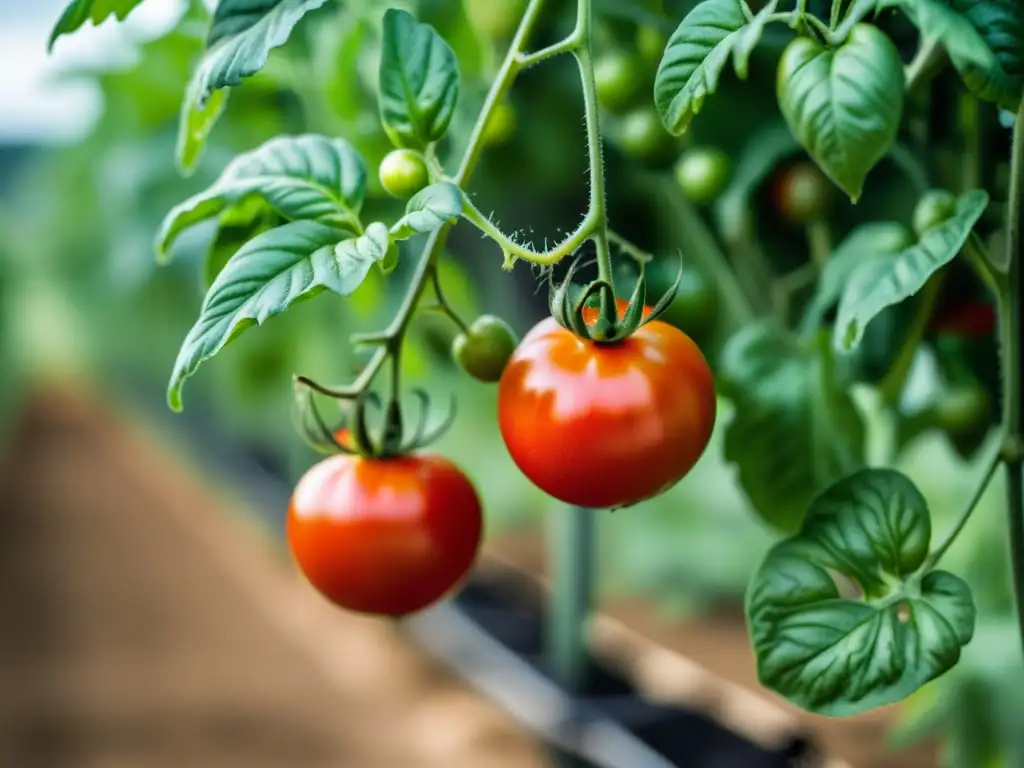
0, 0, 1019, 762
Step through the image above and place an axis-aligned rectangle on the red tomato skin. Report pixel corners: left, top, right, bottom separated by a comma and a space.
931, 302, 997, 338
287, 454, 483, 616
498, 304, 716, 509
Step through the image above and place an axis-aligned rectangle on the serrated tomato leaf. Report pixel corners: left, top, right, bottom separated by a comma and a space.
390, 182, 464, 240
202, 199, 282, 289
949, 0, 1024, 111
777, 24, 904, 202
378, 8, 460, 149
48, 0, 148, 50
801, 222, 913, 333
159, 135, 367, 261
747, 468, 976, 716
719, 324, 865, 533
168, 221, 379, 411
834, 189, 989, 352
177, 0, 330, 174
654, 0, 748, 135
881, 0, 998, 71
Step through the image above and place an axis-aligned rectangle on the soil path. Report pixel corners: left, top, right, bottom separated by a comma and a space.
0, 389, 547, 768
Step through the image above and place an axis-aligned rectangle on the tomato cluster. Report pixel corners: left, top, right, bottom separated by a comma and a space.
288, 296, 717, 615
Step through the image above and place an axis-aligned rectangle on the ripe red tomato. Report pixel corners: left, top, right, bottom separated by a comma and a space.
498, 299, 716, 509
287, 453, 483, 616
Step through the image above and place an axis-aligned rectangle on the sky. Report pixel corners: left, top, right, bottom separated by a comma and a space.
0, 0, 197, 144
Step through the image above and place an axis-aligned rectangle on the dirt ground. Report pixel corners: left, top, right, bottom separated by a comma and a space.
0, 389, 548, 768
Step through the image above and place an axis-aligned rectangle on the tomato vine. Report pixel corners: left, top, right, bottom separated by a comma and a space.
41, 0, 1024, 753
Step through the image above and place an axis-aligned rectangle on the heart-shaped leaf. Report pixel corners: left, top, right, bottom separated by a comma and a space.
168, 220, 381, 411
834, 189, 989, 352
177, 0, 330, 174
719, 323, 865, 533
950, 0, 1024, 112
158, 134, 367, 261
654, 0, 748, 135
801, 222, 913, 333
747, 468, 976, 716
881, 0, 999, 71
48, 0, 148, 50
390, 182, 464, 240
378, 8, 461, 149
777, 24, 904, 202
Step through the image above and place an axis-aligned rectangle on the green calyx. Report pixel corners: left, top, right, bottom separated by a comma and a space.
294, 380, 456, 460
547, 250, 686, 343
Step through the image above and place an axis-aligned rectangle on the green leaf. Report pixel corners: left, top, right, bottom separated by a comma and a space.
802, 222, 913, 332
177, 0, 330, 174
732, 0, 780, 80
881, 0, 999, 71
777, 24, 904, 202
834, 189, 989, 352
390, 182, 464, 240
654, 0, 748, 135
719, 324, 865, 533
159, 135, 367, 261
713, 120, 801, 241
949, 0, 1024, 112
168, 220, 369, 411
378, 8, 461, 149
48, 0, 148, 50
202, 200, 282, 289
747, 468, 976, 716
315, 10, 370, 122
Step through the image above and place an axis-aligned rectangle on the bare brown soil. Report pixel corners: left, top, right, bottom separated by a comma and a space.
0, 388, 547, 768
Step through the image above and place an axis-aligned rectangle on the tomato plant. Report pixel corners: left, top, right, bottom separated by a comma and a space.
30, 0, 1024, 761
288, 451, 482, 615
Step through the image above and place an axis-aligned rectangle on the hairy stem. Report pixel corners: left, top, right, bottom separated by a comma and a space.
1003, 99, 1024, 657
303, 0, 551, 401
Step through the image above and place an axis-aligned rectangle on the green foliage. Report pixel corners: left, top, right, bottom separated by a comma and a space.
49, 0, 149, 50
389, 182, 464, 240
719, 323, 865, 533
748, 468, 976, 716
179, 0, 331, 173
378, 8, 461, 149
950, 0, 1024, 112
159, 134, 368, 260
776, 24, 904, 202
834, 189, 990, 352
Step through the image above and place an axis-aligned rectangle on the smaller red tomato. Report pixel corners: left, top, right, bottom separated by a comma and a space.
772, 162, 831, 224
931, 301, 997, 337
287, 453, 483, 616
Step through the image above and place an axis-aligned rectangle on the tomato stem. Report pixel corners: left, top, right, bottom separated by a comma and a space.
1001, 98, 1024, 659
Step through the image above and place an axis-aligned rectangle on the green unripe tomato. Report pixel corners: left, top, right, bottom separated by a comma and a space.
932, 384, 990, 433
912, 189, 957, 238
648, 259, 718, 336
674, 147, 732, 205
452, 315, 519, 383
636, 25, 668, 67
379, 149, 430, 199
616, 107, 675, 161
772, 162, 832, 224
594, 51, 645, 113
463, 0, 527, 39
482, 100, 517, 146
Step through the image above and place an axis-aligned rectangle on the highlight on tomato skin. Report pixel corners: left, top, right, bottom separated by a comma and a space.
497, 299, 717, 510
286, 452, 483, 617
